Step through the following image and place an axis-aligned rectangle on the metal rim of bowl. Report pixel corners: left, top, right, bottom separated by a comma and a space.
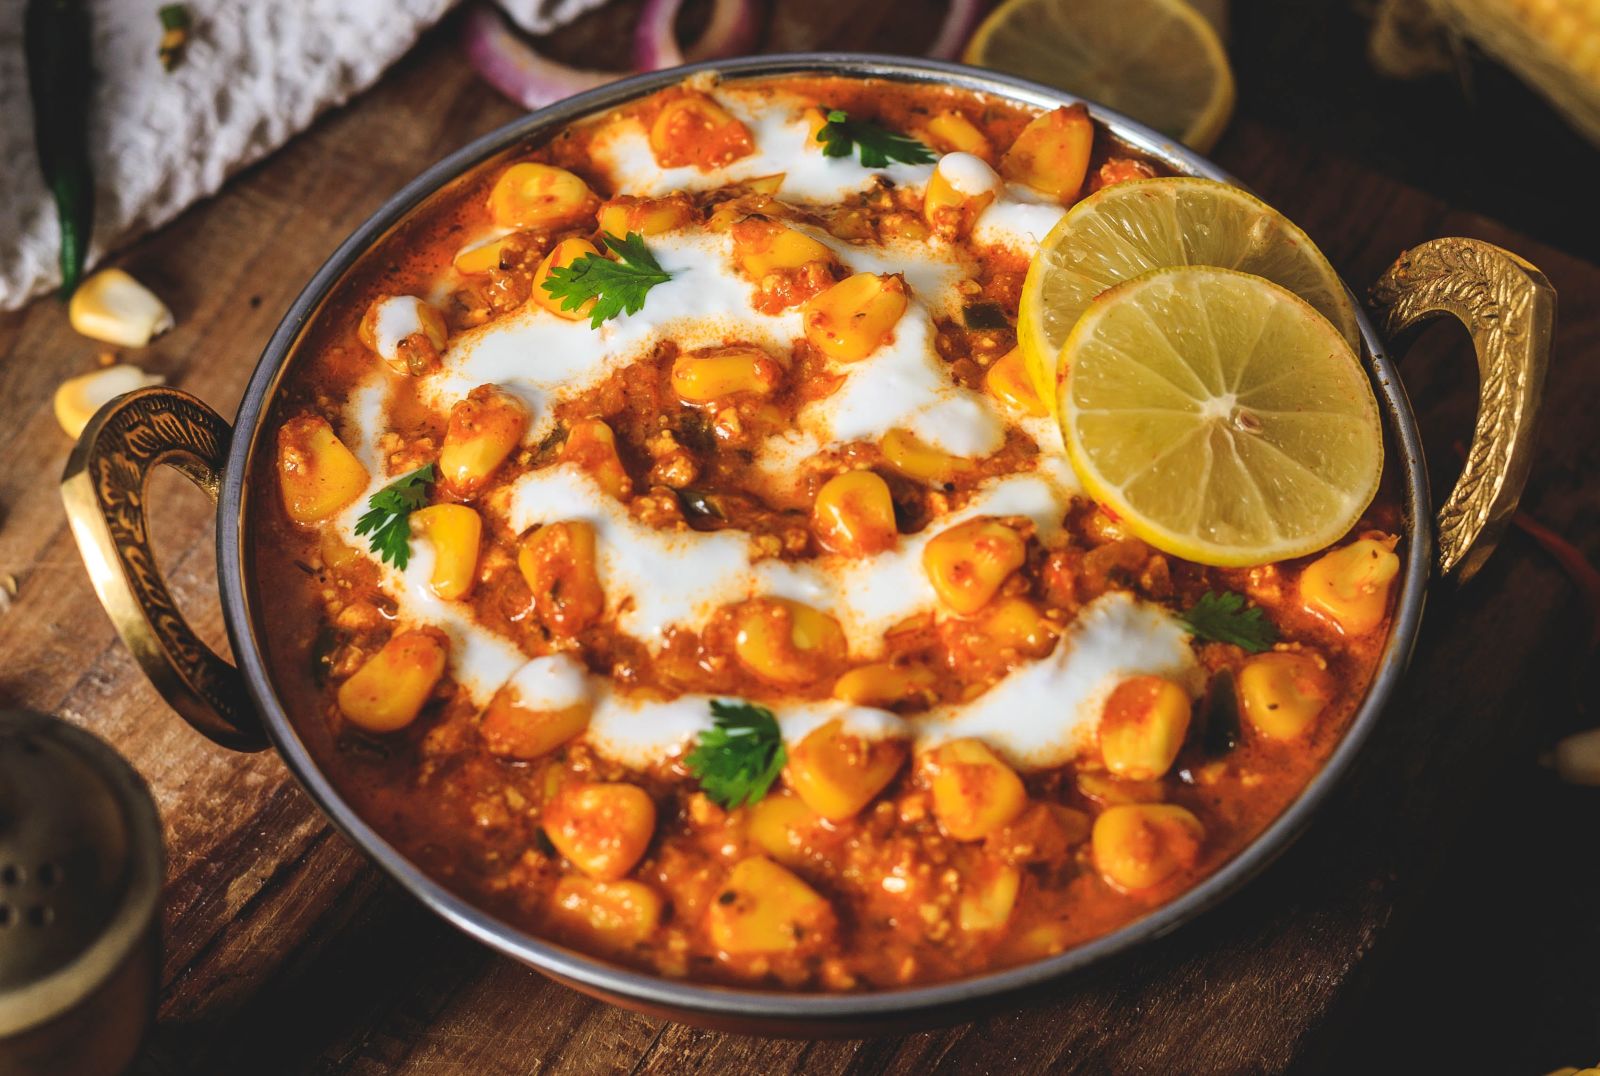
216, 52, 1431, 1024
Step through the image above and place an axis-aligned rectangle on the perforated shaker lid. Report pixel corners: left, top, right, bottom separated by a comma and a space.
0, 710, 163, 1037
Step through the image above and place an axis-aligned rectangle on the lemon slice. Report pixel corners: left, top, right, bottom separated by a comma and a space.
1019, 177, 1361, 411
1059, 266, 1383, 567
963, 0, 1236, 152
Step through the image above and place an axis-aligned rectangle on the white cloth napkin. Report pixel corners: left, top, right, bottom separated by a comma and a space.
0, 0, 603, 311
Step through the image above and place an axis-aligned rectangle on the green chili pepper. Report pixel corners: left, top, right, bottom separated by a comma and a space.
25, 0, 95, 299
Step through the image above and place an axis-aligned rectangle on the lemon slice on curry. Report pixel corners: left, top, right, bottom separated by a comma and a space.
1018, 178, 1360, 412
1058, 266, 1383, 567
963, 0, 1236, 152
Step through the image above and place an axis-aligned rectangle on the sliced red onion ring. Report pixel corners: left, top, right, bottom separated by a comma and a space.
635, 0, 763, 70
463, 4, 617, 110
925, 0, 987, 61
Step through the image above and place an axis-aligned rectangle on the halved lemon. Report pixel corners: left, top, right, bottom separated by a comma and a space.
1059, 266, 1383, 567
1018, 177, 1361, 411
963, 0, 1236, 152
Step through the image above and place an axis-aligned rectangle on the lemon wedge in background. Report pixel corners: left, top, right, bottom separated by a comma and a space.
1018, 178, 1361, 411
963, 0, 1236, 152
1058, 266, 1382, 567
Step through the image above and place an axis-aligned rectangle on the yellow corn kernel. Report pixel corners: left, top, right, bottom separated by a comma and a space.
53, 363, 165, 439
1000, 105, 1095, 203
731, 218, 834, 278
336, 629, 448, 733
923, 517, 1028, 616
784, 719, 908, 821
802, 105, 830, 146
546, 877, 662, 951
357, 296, 449, 376
978, 597, 1054, 656
927, 738, 1028, 841
746, 792, 823, 867
1077, 771, 1167, 806
880, 428, 976, 486
706, 856, 837, 956
319, 526, 363, 571
1300, 536, 1401, 636
958, 862, 1021, 933
544, 781, 657, 880
487, 162, 597, 230
597, 193, 695, 237
803, 273, 909, 361
518, 521, 605, 637
832, 662, 938, 708
67, 268, 174, 347
812, 470, 897, 556
481, 696, 589, 761
742, 173, 786, 194
1099, 675, 1192, 781
649, 92, 754, 169
1236, 651, 1334, 741
920, 111, 995, 158
671, 345, 783, 403
732, 598, 848, 687
1091, 803, 1205, 892
532, 237, 600, 320
984, 347, 1048, 417
275, 416, 370, 524
410, 504, 482, 601
923, 155, 999, 236
562, 418, 632, 500
439, 385, 530, 496
452, 236, 511, 275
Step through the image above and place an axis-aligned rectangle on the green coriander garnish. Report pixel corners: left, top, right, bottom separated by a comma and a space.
539, 231, 672, 328
1179, 591, 1279, 653
158, 4, 191, 71
685, 700, 786, 809
353, 463, 434, 570
814, 108, 936, 168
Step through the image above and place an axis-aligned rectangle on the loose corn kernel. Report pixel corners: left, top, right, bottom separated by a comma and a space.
958, 862, 1021, 932
742, 173, 786, 194
880, 428, 977, 486
410, 504, 482, 601
518, 521, 604, 637
1300, 536, 1401, 636
918, 111, 995, 159
275, 416, 370, 524
487, 162, 598, 230
547, 877, 663, 951
924, 152, 1001, 237
479, 654, 592, 759
53, 364, 165, 439
977, 597, 1055, 657
597, 193, 695, 237
803, 272, 909, 361
802, 106, 830, 147
671, 344, 784, 403
832, 662, 938, 708
1000, 105, 1095, 203
784, 718, 908, 821
732, 598, 848, 687
67, 268, 174, 348
1091, 803, 1204, 892
812, 470, 898, 556
336, 628, 448, 733
358, 296, 449, 376
1236, 651, 1334, 740
452, 236, 513, 276
1099, 675, 1192, 780
706, 856, 837, 956
923, 517, 1028, 615
730, 218, 835, 278
927, 738, 1028, 841
543, 781, 657, 880
984, 347, 1048, 417
746, 792, 822, 867
319, 526, 362, 571
439, 385, 530, 497
1077, 771, 1167, 806
562, 418, 632, 500
532, 237, 600, 320
649, 92, 754, 169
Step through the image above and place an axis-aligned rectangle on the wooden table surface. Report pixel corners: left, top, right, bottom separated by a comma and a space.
2, 5, 1598, 1074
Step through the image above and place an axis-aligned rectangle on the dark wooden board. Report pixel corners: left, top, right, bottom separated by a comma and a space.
1, 6, 1597, 1073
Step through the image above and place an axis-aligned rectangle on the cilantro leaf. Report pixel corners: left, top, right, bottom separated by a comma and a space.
685, 700, 786, 809
814, 108, 936, 168
539, 231, 673, 328
352, 463, 434, 570
1179, 591, 1279, 653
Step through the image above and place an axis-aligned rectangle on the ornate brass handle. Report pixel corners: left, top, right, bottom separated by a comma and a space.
60, 387, 266, 751
1370, 237, 1554, 582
